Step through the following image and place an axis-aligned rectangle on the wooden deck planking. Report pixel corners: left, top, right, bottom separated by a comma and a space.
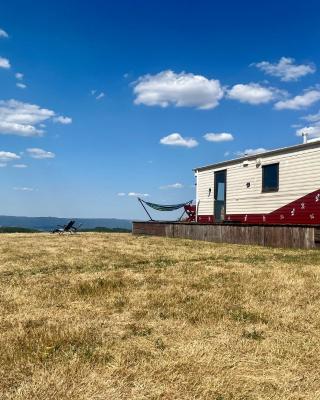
132, 222, 318, 249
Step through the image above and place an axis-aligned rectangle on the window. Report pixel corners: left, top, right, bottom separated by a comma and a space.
262, 163, 279, 192
214, 170, 226, 201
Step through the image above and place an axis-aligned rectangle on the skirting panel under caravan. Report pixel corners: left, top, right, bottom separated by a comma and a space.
132, 221, 320, 249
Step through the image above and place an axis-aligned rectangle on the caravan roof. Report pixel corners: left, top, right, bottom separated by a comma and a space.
194, 139, 320, 172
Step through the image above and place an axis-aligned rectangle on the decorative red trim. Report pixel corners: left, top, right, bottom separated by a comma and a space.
197, 215, 215, 223
199, 188, 320, 225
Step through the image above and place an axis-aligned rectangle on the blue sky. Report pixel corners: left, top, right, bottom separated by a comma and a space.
1, 0, 320, 219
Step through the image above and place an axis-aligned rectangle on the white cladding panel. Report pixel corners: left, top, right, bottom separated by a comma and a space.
196, 169, 214, 215
196, 145, 320, 215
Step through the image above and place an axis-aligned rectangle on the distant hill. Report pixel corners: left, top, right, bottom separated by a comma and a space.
0, 216, 132, 232
0, 226, 39, 233
80, 227, 131, 233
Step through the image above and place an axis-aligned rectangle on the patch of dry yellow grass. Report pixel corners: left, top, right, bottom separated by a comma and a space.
0, 233, 320, 399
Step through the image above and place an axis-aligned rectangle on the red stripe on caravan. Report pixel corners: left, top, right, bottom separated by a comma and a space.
226, 188, 320, 225
198, 188, 320, 225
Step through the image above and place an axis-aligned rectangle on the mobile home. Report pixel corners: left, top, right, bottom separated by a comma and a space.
195, 140, 320, 225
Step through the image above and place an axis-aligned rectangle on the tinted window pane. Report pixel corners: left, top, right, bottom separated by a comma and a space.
214, 171, 226, 200
262, 163, 279, 192
216, 182, 225, 201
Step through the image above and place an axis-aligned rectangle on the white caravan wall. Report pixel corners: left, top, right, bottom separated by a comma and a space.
196, 169, 214, 216
196, 145, 320, 216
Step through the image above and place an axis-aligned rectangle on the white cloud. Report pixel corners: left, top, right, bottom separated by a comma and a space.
133, 70, 224, 110
0, 99, 55, 136
13, 164, 28, 168
15, 73, 27, 89
26, 148, 55, 159
306, 137, 320, 143
204, 132, 234, 142
128, 192, 149, 197
160, 183, 184, 189
160, 133, 198, 148
296, 125, 320, 139
118, 192, 149, 197
275, 89, 320, 110
0, 56, 10, 69
227, 83, 283, 105
91, 90, 105, 100
0, 28, 9, 38
0, 151, 20, 161
13, 187, 34, 192
0, 163, 7, 167
253, 57, 315, 82
235, 148, 267, 156
301, 110, 320, 123
53, 115, 72, 124
296, 113, 320, 139
96, 92, 105, 100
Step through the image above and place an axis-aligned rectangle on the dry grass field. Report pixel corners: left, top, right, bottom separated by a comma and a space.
0, 233, 320, 400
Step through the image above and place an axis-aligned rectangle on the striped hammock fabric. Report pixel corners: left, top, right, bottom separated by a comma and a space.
139, 198, 192, 212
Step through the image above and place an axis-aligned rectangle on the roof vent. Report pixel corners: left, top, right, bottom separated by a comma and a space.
302, 132, 308, 144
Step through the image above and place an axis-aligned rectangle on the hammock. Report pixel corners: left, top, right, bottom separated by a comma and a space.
138, 198, 193, 221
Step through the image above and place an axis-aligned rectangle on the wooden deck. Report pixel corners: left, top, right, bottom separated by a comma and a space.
132, 221, 320, 249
